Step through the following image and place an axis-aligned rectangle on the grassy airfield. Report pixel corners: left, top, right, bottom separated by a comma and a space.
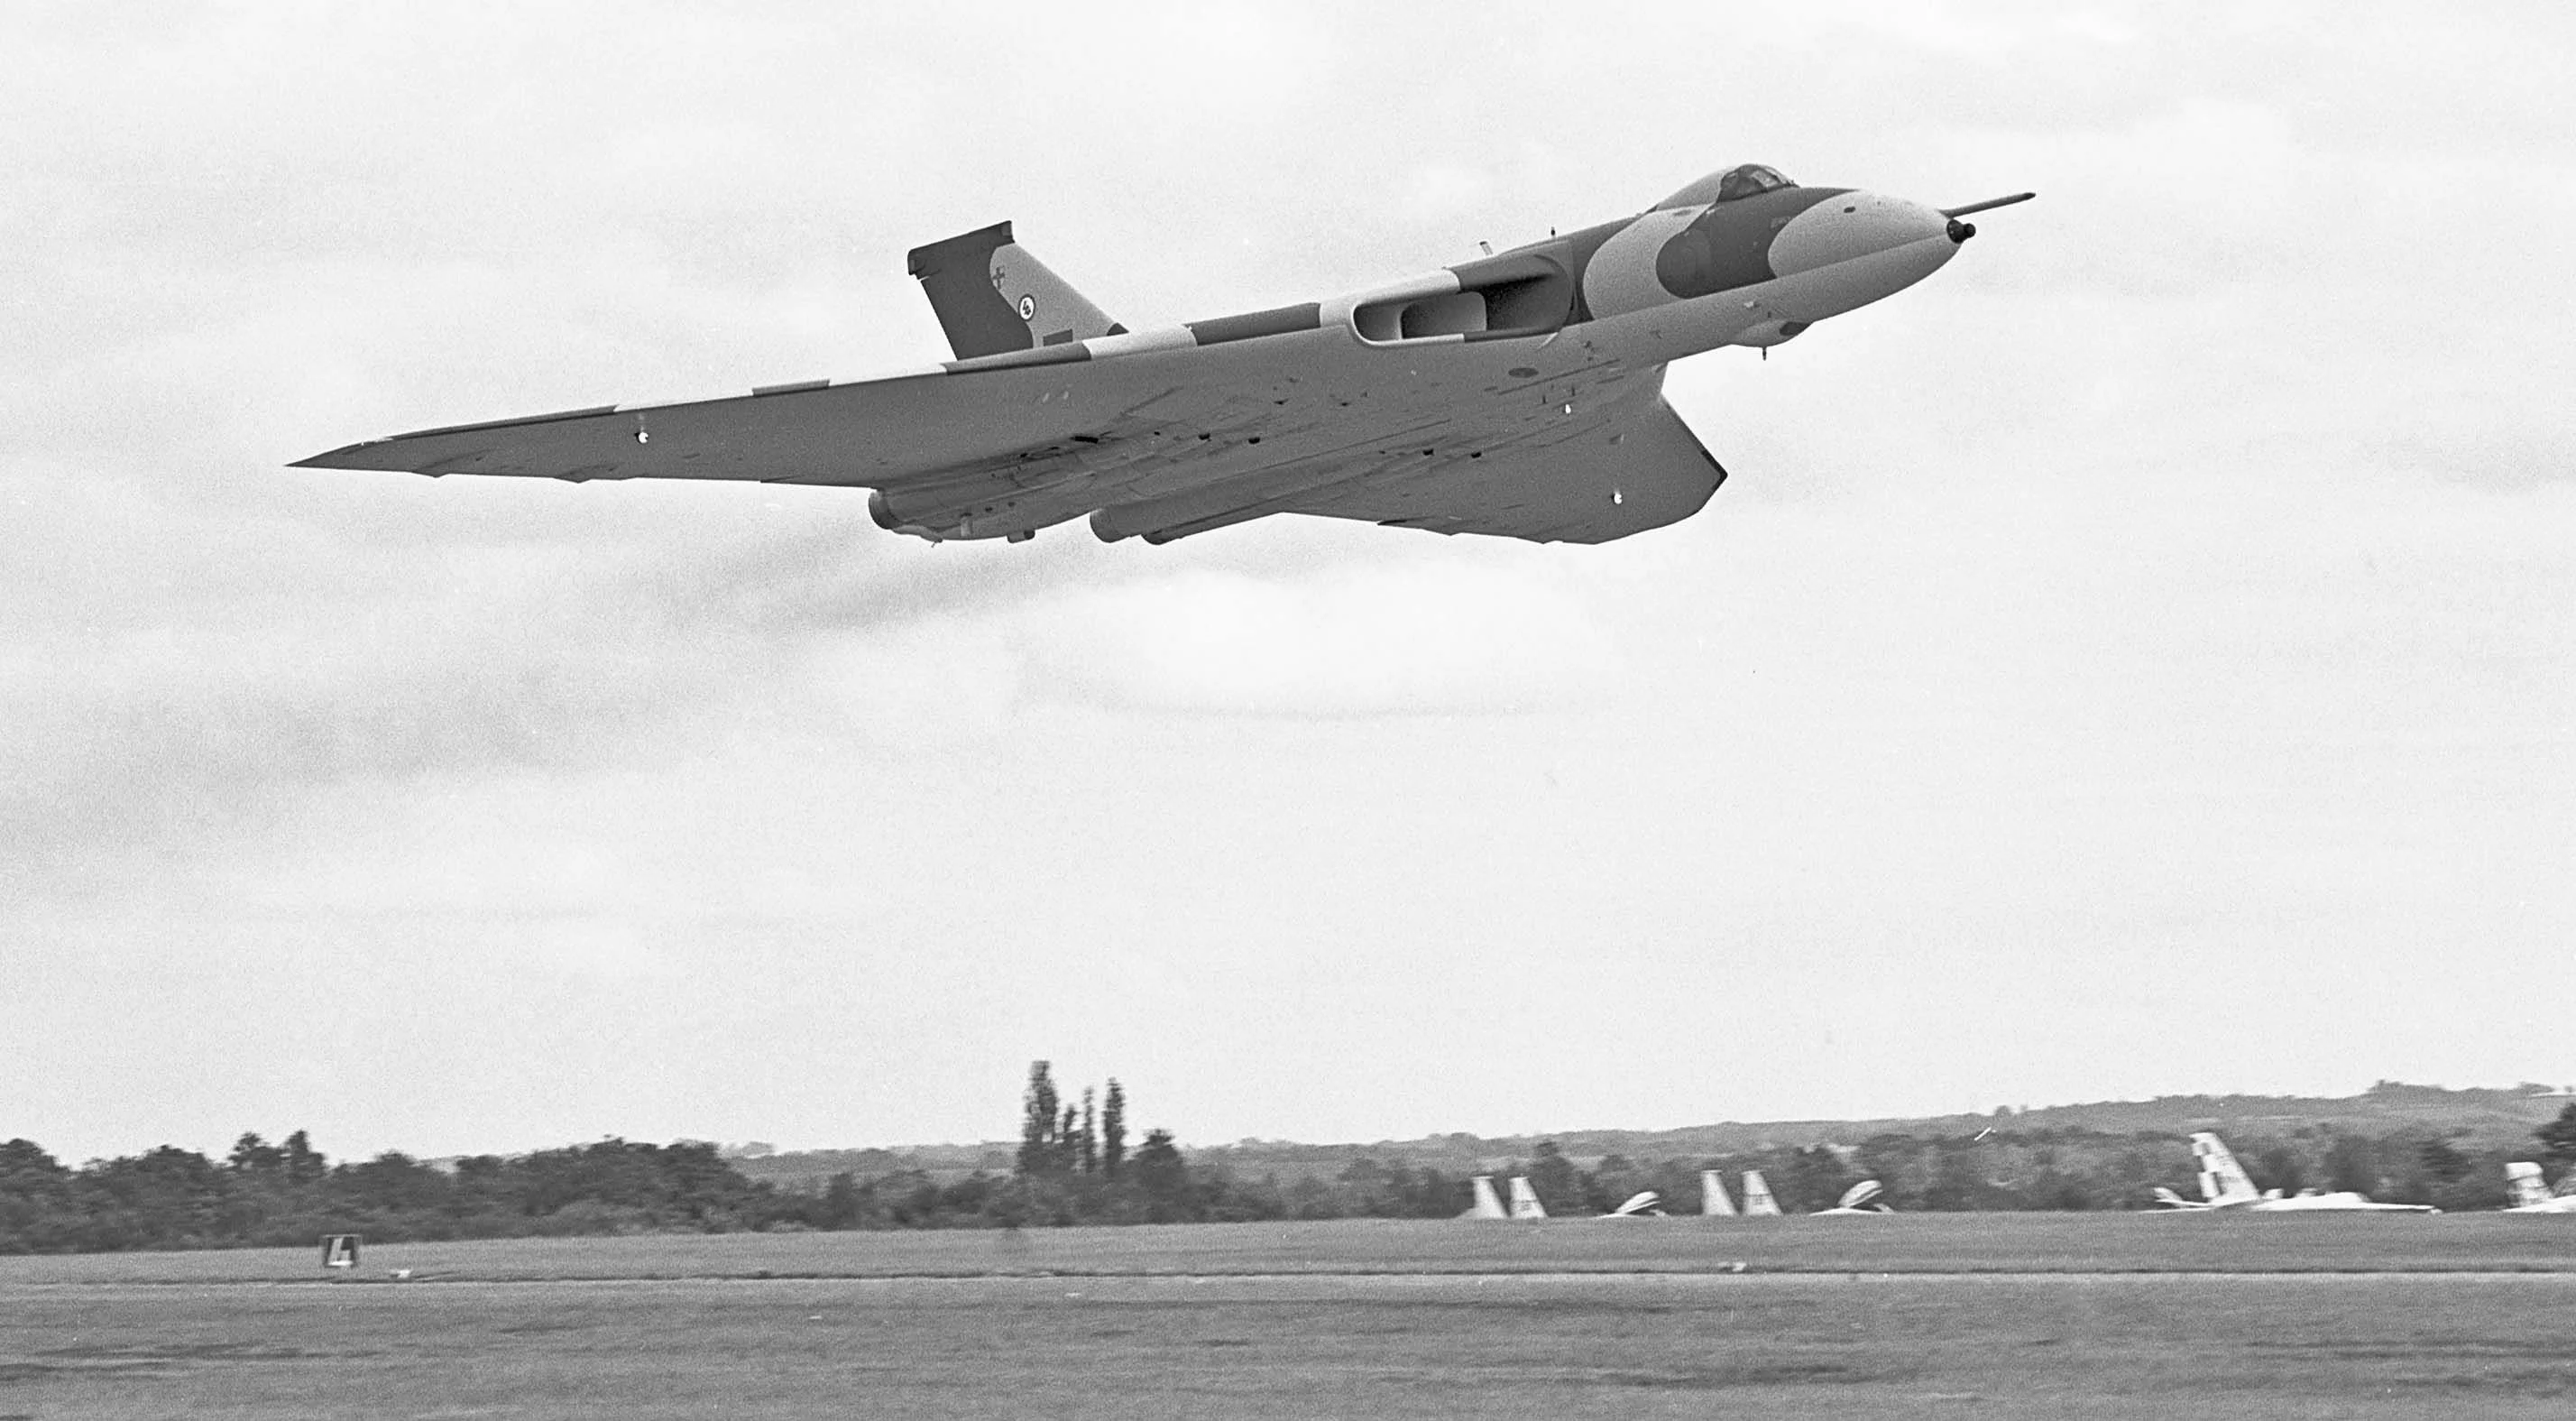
3, 1211, 2569, 1285
5, 1216, 2574, 1417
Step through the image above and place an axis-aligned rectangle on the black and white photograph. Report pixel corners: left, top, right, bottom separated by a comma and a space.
4, 2, 2571, 1415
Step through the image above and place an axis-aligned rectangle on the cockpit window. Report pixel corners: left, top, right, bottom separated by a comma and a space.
1714, 163, 1793, 201
1654, 163, 1798, 210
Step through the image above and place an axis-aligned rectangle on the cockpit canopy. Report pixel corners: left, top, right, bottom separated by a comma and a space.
1656, 162, 1797, 210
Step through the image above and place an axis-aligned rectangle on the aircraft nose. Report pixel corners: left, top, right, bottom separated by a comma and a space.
1767, 191, 1951, 277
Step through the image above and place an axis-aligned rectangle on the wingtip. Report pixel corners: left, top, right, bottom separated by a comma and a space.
288, 442, 378, 469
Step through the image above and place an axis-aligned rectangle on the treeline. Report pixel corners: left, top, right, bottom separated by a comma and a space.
9, 1088, 2573, 1253
0, 1132, 780, 1253
826, 1087, 2576, 1224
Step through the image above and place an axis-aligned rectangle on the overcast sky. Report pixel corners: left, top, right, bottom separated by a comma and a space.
5, 2, 2569, 1164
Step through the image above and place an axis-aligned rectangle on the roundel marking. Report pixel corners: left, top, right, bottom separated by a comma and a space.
1580, 206, 1707, 320
1017, 295, 1036, 320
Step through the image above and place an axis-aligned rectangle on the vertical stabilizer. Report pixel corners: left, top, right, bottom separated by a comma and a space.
1742, 1170, 1780, 1216
906, 222, 1122, 361
2189, 1132, 2260, 1205
1700, 1169, 1737, 1216
1508, 1176, 1548, 1220
2506, 1161, 2553, 1209
1462, 1174, 1508, 1219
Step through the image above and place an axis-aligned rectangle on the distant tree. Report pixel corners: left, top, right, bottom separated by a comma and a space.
2253, 1143, 2306, 1195
1017, 1062, 1062, 1177
1059, 1104, 1080, 1173
334, 1151, 452, 1214
1526, 1141, 1581, 1213
1586, 1153, 1650, 1213
282, 1130, 327, 1185
820, 1173, 863, 1230
0, 1139, 79, 1252
1781, 1146, 1856, 1213
1101, 1080, 1127, 1178
2417, 1139, 2472, 1184
226, 1133, 284, 1174
1077, 1088, 1099, 1175
2323, 1132, 2380, 1195
1133, 1129, 1190, 1220
2537, 1103, 2576, 1169
75, 1146, 231, 1250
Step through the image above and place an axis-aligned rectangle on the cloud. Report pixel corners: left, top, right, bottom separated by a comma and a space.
5, 5, 2575, 1161
1010, 558, 1619, 716
2376, 429, 2576, 492
0, 512, 1123, 891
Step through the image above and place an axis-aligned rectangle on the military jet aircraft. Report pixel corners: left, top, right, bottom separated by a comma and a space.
1599, 1190, 1666, 1218
1814, 1179, 1893, 1215
297, 163, 2029, 546
2503, 1161, 2576, 1213
2151, 1133, 2441, 1213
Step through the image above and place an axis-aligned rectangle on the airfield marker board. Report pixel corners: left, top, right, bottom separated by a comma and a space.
320, 1234, 361, 1271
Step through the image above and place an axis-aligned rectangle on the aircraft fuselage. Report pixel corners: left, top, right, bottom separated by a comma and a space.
877, 183, 1973, 542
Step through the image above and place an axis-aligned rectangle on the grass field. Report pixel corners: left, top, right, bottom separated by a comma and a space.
3, 1211, 2570, 1286
6, 1217, 2575, 1417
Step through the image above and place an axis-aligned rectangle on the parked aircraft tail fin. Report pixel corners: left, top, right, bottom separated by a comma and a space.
1461, 1174, 1508, 1219
2189, 1132, 2261, 1205
1700, 1169, 1737, 1216
1742, 1170, 1780, 1217
1508, 1176, 1548, 1220
907, 221, 1123, 361
2506, 1161, 2553, 1209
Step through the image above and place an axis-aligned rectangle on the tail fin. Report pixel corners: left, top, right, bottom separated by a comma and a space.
2190, 1132, 2260, 1205
906, 221, 1122, 360
1508, 1176, 1549, 1220
1461, 1174, 1508, 1219
2506, 1161, 2553, 1209
1700, 1169, 1737, 1216
1742, 1170, 1780, 1216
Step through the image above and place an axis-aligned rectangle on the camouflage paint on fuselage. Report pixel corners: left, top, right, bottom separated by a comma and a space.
924, 169, 1900, 378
